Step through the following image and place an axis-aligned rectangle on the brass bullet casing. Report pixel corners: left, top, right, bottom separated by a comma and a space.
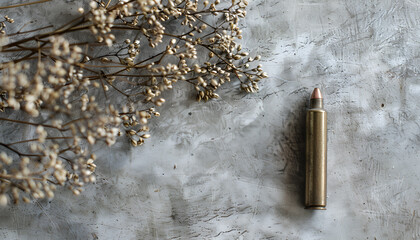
305, 88, 327, 210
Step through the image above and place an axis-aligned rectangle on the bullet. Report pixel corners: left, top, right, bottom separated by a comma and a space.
305, 88, 327, 210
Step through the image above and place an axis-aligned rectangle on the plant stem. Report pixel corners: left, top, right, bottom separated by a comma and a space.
0, 0, 52, 10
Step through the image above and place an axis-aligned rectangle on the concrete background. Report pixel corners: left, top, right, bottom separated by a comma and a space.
1, 0, 420, 239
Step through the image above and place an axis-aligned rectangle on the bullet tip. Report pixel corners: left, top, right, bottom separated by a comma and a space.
311, 88, 322, 99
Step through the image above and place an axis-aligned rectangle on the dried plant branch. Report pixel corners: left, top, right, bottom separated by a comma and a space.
0, 0, 52, 10
0, 0, 267, 206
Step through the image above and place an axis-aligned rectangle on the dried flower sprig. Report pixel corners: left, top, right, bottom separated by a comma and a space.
0, 0, 266, 205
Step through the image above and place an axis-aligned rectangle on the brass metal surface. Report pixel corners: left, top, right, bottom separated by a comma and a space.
305, 107, 327, 210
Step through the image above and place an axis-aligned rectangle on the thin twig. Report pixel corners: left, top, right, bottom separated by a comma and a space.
0, 0, 52, 10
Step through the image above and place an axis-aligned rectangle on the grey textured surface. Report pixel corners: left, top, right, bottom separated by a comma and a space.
1, 0, 420, 239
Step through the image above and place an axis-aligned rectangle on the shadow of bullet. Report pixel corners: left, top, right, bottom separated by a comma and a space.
276, 93, 308, 209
